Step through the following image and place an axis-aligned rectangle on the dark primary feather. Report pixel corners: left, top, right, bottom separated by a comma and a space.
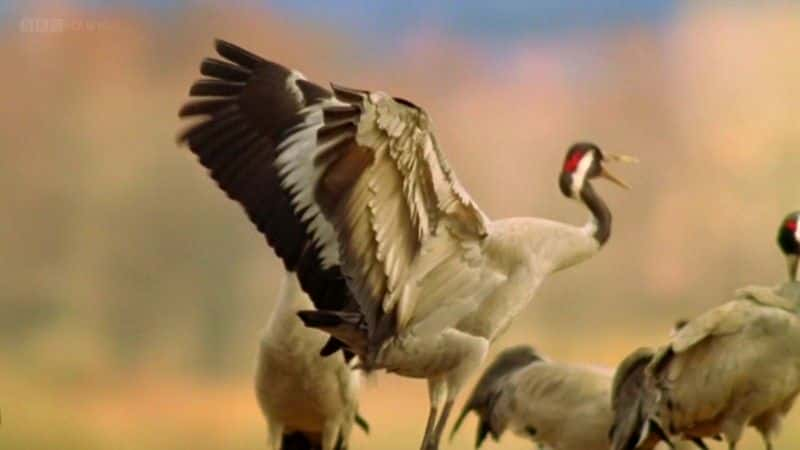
200, 57, 250, 81
610, 347, 665, 450
178, 39, 355, 356
298, 310, 368, 356
450, 345, 542, 447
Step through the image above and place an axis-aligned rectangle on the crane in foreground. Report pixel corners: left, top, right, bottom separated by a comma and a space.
178, 39, 635, 450
453, 346, 697, 450
255, 273, 368, 450
451, 345, 614, 450
610, 211, 800, 450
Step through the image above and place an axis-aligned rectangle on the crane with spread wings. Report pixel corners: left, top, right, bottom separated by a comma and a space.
178, 39, 635, 450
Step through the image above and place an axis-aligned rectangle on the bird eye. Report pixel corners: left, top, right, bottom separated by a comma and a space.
787, 219, 798, 232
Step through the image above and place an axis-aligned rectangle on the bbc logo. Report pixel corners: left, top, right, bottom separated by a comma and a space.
19, 17, 118, 33
19, 17, 65, 33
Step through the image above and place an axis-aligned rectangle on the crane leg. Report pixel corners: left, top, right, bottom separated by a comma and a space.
420, 405, 438, 450
751, 412, 779, 450
720, 416, 745, 450
426, 332, 488, 450
321, 420, 340, 450
420, 377, 447, 450
428, 398, 454, 450
391, 329, 487, 450
266, 419, 283, 450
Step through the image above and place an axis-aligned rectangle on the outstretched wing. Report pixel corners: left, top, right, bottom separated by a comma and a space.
179, 40, 497, 356
276, 84, 496, 349
178, 39, 354, 354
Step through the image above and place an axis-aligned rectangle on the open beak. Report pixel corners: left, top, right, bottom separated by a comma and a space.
788, 255, 799, 282
599, 152, 638, 190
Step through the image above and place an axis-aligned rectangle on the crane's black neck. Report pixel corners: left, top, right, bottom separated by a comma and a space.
580, 183, 611, 246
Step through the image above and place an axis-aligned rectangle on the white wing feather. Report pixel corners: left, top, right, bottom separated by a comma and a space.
276, 88, 495, 340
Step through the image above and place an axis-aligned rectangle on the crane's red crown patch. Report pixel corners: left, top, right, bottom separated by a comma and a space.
563, 151, 585, 173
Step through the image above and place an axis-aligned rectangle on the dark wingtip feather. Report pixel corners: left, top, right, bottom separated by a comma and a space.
296, 79, 331, 103
189, 79, 245, 97
214, 38, 266, 69
330, 83, 368, 105
319, 336, 344, 356
297, 310, 343, 328
178, 98, 236, 118
200, 57, 251, 82
175, 126, 191, 144
178, 39, 355, 360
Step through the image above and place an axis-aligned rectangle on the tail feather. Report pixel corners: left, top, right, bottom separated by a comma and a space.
650, 420, 674, 448
475, 420, 492, 449
450, 345, 542, 447
610, 347, 664, 450
297, 310, 367, 356
319, 337, 355, 361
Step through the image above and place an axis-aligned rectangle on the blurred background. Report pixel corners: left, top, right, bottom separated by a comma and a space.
1, 1, 799, 449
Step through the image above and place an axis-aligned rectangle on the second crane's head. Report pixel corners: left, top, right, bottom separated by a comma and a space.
778, 211, 800, 281
558, 143, 636, 245
558, 143, 635, 199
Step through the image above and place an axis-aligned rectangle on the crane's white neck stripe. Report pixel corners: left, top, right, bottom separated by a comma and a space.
581, 215, 598, 237
795, 214, 800, 243
570, 152, 594, 198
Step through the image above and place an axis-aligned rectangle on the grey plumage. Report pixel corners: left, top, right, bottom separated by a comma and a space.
179, 39, 635, 450
611, 282, 800, 450
255, 273, 367, 450
609, 348, 662, 450
454, 346, 696, 450
611, 214, 800, 450
451, 345, 543, 448
454, 346, 682, 450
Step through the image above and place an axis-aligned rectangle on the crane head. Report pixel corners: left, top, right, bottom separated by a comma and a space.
778, 211, 800, 281
558, 142, 637, 200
